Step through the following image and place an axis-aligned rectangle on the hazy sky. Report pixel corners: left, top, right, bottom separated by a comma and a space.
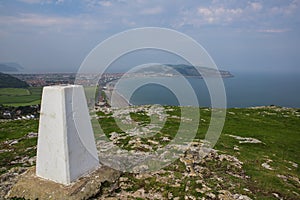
0, 0, 299, 73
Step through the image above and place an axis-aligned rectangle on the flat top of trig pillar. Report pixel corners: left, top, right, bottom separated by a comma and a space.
43, 85, 82, 90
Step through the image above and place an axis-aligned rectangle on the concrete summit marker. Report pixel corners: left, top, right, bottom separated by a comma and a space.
7, 85, 120, 199
36, 85, 99, 185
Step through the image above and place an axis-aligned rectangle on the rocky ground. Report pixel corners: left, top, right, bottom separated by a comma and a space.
0, 105, 299, 199
0, 140, 253, 200
112, 140, 253, 200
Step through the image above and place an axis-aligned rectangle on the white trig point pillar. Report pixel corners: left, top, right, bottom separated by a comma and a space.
36, 85, 99, 185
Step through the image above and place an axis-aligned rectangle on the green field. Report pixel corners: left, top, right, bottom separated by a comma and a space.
0, 86, 100, 107
0, 106, 299, 199
0, 87, 42, 106
0, 88, 30, 96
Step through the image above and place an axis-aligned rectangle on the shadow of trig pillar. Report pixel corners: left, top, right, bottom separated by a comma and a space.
36, 85, 100, 185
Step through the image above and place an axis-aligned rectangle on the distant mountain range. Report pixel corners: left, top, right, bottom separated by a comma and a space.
0, 62, 24, 72
0, 72, 29, 88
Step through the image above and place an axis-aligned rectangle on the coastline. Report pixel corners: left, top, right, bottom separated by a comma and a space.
104, 89, 130, 107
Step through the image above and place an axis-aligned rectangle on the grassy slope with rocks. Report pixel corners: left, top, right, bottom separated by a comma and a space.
0, 106, 299, 199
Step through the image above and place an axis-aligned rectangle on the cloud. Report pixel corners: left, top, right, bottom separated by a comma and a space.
258, 28, 290, 33
85, 0, 114, 8
99, 1, 112, 7
270, 0, 300, 15
3, 0, 300, 34
140, 6, 163, 15
18, 0, 46, 3
197, 6, 243, 24
122, 19, 136, 26
172, 0, 300, 33
1, 0, 300, 73
0, 13, 107, 33
0, 13, 73, 27
249, 2, 263, 11
18, 0, 64, 4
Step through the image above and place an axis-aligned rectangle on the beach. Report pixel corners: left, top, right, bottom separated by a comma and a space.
104, 81, 130, 107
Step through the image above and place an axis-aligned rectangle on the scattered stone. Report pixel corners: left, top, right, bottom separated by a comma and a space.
9, 140, 18, 146
168, 192, 173, 199
162, 137, 170, 142
292, 191, 300, 197
148, 139, 159, 145
104, 137, 249, 199
206, 192, 216, 199
291, 176, 300, 185
133, 188, 145, 197
0, 167, 27, 198
261, 159, 273, 170
27, 156, 36, 166
272, 192, 283, 200
233, 194, 252, 200
261, 163, 273, 170
119, 177, 128, 182
109, 132, 120, 141
219, 154, 243, 169
218, 190, 231, 199
132, 164, 149, 173
218, 190, 252, 200
288, 161, 298, 168
277, 174, 287, 181
234, 145, 240, 151
243, 188, 251, 193
198, 184, 211, 193
0, 149, 13, 153
227, 134, 263, 144
27, 132, 38, 138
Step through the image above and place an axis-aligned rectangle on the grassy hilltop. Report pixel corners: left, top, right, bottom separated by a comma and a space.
0, 105, 299, 199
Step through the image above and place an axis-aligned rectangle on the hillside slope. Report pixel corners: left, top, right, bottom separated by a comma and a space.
0, 72, 29, 88
0, 106, 299, 199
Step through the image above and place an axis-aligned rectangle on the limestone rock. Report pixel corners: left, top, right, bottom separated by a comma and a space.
6, 166, 120, 200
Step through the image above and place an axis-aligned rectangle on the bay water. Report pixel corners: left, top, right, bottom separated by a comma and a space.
116, 71, 300, 108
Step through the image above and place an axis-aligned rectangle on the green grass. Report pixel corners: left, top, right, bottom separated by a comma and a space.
130, 111, 151, 125
0, 120, 38, 174
0, 86, 101, 106
84, 86, 99, 99
215, 108, 300, 199
0, 87, 42, 106
0, 106, 299, 199
96, 106, 299, 199
0, 88, 30, 96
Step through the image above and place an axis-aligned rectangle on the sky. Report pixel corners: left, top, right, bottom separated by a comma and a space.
0, 0, 300, 73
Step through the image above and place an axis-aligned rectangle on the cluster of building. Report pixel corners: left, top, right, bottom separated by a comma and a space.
11, 73, 76, 87
0, 105, 40, 120
1, 73, 125, 120
11, 73, 124, 87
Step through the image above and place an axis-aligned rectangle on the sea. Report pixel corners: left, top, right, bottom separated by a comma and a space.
115, 70, 300, 108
